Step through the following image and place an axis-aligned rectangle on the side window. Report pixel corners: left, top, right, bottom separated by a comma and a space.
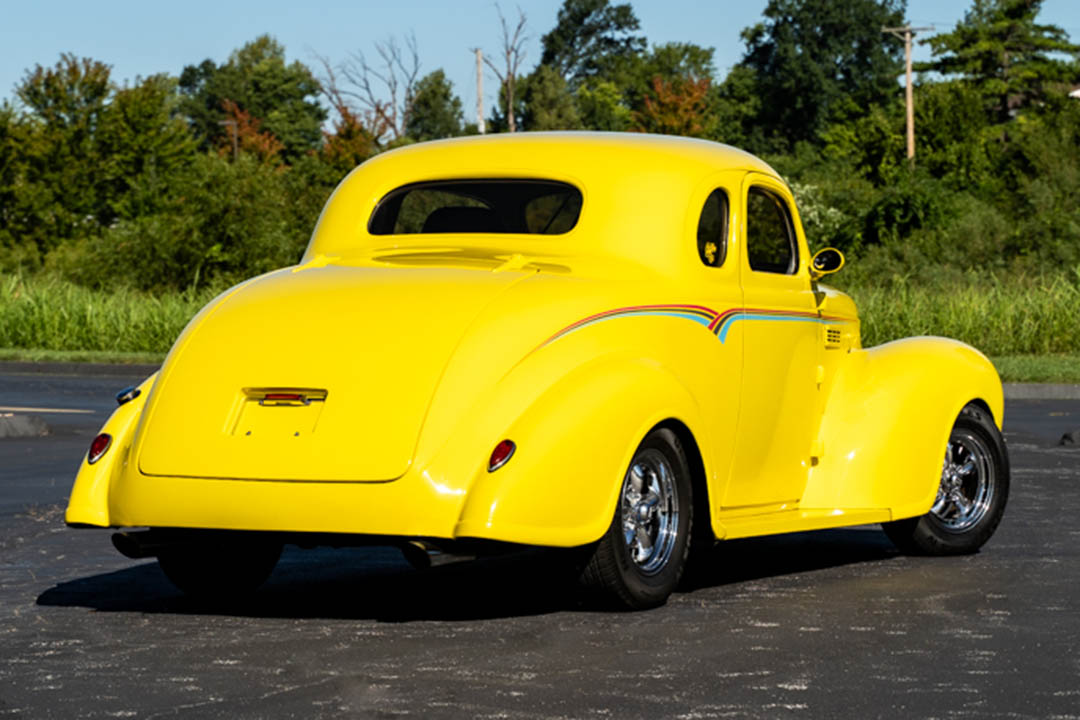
746, 188, 797, 274
696, 189, 729, 268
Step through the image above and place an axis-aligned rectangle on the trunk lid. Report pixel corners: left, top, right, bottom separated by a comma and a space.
138, 264, 526, 481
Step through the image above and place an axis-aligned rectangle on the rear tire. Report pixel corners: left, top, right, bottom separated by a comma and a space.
580, 428, 692, 610
883, 403, 1009, 555
157, 531, 282, 599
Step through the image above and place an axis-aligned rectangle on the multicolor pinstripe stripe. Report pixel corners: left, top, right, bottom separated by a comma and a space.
542, 304, 846, 347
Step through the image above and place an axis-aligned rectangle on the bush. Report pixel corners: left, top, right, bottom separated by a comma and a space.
51, 154, 314, 291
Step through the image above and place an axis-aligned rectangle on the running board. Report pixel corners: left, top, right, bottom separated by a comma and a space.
714, 508, 892, 540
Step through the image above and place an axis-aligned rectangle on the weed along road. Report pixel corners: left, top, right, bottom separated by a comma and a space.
2, 367, 1079, 719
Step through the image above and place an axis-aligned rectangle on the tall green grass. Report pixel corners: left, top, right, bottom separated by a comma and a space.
0, 274, 217, 354
2, 273, 1079, 364
846, 276, 1080, 355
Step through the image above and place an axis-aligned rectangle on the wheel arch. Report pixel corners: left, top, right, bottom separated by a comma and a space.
966, 397, 999, 429
452, 355, 710, 548
654, 418, 713, 545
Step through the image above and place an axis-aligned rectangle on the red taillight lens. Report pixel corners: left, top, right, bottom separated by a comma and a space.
88, 433, 112, 464
488, 440, 516, 472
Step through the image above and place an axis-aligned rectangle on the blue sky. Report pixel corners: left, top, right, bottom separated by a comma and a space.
3, 0, 1078, 119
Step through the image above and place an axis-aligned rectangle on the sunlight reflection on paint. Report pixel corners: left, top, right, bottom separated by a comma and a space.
423, 470, 465, 497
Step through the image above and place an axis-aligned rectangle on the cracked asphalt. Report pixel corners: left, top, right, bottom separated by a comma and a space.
1, 369, 1079, 719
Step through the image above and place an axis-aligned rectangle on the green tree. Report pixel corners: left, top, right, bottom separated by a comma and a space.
575, 79, 631, 131
631, 75, 713, 137
919, 0, 1079, 123
569, 42, 717, 136
406, 70, 464, 141
991, 96, 1080, 266
0, 102, 34, 269
708, 65, 763, 150
910, 80, 1000, 189
624, 42, 717, 127
178, 35, 325, 162
13, 55, 113, 256
97, 74, 198, 219
738, 0, 906, 149
540, 0, 645, 87
636, 42, 714, 82
521, 65, 582, 130
821, 102, 906, 186
59, 153, 303, 291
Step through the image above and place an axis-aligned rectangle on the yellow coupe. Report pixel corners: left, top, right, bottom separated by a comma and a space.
67, 133, 1009, 609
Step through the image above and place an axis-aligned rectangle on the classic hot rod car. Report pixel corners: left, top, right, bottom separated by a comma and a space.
67, 133, 1009, 609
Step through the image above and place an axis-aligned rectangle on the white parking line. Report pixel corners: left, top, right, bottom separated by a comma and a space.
0, 406, 95, 415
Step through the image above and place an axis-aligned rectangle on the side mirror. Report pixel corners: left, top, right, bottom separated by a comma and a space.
809, 247, 844, 281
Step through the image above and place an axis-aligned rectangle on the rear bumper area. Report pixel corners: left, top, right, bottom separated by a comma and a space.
107, 469, 469, 539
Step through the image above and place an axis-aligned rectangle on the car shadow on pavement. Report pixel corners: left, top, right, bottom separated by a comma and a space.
680, 527, 899, 591
37, 528, 900, 621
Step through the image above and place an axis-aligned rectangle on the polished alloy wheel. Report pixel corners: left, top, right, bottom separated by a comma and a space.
620, 448, 679, 575
931, 429, 996, 533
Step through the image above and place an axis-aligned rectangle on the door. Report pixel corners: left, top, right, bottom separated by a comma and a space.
722, 175, 821, 510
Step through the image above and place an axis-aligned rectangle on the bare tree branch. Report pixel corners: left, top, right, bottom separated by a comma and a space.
484, 4, 528, 132
312, 51, 388, 142
312, 52, 351, 120
332, 33, 421, 144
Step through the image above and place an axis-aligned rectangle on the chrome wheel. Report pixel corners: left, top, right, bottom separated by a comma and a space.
620, 448, 679, 575
931, 429, 996, 533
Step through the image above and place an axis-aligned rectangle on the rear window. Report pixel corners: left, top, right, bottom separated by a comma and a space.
369, 179, 583, 235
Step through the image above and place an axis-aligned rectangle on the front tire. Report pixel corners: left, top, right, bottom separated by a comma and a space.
580, 428, 692, 610
883, 403, 1009, 555
157, 531, 282, 599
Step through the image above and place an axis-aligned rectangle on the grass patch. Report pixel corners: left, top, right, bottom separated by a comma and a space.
0, 348, 164, 364
990, 355, 1080, 384
845, 276, 1080, 355
0, 274, 216, 354
3, 273, 1080, 384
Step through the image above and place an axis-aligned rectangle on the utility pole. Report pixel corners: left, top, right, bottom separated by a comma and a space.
473, 48, 485, 134
882, 25, 932, 167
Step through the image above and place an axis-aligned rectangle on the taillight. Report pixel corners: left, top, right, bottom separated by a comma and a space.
488, 440, 516, 472
263, 393, 303, 402
88, 433, 112, 464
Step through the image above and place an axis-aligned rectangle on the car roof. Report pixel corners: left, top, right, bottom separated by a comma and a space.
306, 132, 784, 273
370, 131, 778, 179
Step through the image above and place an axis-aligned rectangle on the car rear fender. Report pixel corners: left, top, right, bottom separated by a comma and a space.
65, 372, 159, 527
802, 337, 1003, 519
453, 355, 705, 547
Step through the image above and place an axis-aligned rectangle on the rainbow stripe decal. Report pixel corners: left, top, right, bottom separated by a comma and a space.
542, 304, 844, 347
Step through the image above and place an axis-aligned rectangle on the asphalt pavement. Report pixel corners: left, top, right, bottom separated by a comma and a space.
1, 368, 1079, 719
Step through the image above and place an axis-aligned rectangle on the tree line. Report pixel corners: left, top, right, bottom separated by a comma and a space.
1, 0, 1078, 292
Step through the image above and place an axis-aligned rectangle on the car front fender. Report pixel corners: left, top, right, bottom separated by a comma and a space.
65, 373, 158, 527
802, 337, 1003, 519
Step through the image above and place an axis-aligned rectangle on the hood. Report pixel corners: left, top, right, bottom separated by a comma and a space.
137, 264, 529, 482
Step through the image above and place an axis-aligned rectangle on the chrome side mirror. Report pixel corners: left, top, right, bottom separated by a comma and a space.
809, 247, 844, 281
